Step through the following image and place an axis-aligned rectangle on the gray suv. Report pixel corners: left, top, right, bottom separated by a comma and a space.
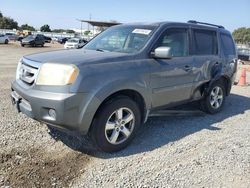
11, 21, 237, 152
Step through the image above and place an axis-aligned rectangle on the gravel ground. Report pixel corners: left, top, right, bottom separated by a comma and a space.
0, 43, 250, 187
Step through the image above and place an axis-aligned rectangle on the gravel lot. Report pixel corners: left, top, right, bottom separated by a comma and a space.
0, 43, 250, 187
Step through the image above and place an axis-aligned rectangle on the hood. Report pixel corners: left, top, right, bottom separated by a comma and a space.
22, 38, 34, 42
24, 49, 134, 66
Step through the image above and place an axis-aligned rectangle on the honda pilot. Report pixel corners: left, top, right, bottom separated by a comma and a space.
11, 21, 237, 152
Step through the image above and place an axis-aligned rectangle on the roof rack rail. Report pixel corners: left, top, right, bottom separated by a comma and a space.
187, 20, 225, 29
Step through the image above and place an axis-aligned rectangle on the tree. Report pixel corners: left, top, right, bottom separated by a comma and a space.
52, 29, 75, 34
232, 27, 250, 44
84, 30, 91, 36
66, 29, 75, 34
40, 24, 51, 32
0, 12, 18, 29
20, 24, 35, 31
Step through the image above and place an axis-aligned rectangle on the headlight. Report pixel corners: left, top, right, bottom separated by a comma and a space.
16, 59, 22, 80
36, 63, 79, 86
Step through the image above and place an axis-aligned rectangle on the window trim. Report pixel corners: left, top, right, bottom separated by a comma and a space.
149, 26, 191, 58
190, 28, 219, 56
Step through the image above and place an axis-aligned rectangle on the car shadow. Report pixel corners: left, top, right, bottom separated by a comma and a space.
48, 93, 250, 158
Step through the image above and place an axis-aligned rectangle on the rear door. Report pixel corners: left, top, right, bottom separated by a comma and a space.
36, 35, 44, 45
190, 28, 220, 88
149, 27, 196, 107
219, 33, 237, 80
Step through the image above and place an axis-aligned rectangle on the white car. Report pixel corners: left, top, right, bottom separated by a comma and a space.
0, 34, 9, 44
64, 38, 87, 49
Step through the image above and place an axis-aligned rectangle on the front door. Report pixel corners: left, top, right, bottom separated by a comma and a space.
149, 27, 196, 107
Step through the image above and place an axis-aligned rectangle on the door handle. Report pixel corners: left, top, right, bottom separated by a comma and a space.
184, 65, 191, 71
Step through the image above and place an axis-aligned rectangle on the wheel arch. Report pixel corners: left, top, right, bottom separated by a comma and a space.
199, 74, 232, 98
93, 89, 148, 126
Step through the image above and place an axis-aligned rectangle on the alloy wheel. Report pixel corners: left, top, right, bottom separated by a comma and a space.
105, 107, 135, 145
210, 86, 223, 109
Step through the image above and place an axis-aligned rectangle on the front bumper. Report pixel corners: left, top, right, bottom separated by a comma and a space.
21, 41, 33, 45
11, 81, 101, 134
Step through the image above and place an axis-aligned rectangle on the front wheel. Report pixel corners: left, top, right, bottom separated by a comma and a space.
90, 96, 141, 152
200, 81, 226, 114
5, 39, 8, 44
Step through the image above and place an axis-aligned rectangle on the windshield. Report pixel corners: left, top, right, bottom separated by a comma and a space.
25, 35, 35, 39
84, 25, 156, 53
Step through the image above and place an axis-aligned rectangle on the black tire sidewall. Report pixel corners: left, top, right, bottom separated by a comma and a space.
202, 81, 226, 114
91, 97, 141, 152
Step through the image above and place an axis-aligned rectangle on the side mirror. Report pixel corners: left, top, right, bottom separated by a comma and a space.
152, 46, 172, 59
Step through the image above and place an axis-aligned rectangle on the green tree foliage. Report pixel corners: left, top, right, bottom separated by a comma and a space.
232, 27, 250, 44
40, 24, 51, 32
52, 29, 75, 34
20, 24, 36, 31
0, 12, 18, 29
66, 29, 75, 34
84, 30, 91, 36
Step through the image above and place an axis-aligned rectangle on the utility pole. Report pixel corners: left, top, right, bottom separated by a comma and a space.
81, 21, 82, 36
88, 13, 91, 31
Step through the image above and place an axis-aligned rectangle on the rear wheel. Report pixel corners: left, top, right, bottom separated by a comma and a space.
5, 39, 8, 44
90, 96, 141, 152
200, 80, 226, 114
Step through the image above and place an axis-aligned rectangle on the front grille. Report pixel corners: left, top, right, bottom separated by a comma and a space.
19, 61, 39, 85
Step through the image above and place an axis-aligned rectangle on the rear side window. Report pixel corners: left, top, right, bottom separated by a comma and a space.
192, 29, 218, 55
220, 34, 236, 56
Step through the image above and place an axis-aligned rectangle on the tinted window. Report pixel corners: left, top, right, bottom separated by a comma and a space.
220, 34, 236, 56
156, 28, 188, 57
193, 29, 218, 55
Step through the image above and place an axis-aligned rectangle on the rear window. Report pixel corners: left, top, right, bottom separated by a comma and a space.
193, 29, 218, 55
220, 34, 236, 56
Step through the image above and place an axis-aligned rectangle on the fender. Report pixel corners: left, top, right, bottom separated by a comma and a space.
203, 62, 229, 96
94, 78, 151, 109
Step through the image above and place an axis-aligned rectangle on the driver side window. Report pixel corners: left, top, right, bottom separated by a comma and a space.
156, 28, 188, 57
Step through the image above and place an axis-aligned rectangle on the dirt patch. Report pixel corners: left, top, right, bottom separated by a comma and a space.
0, 148, 91, 187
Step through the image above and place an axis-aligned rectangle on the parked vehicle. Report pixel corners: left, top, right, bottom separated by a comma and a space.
21, 34, 45, 47
0, 34, 9, 44
17, 36, 24, 42
43, 35, 52, 43
64, 38, 87, 49
238, 48, 250, 61
58, 37, 69, 44
11, 21, 237, 152
5, 33, 19, 40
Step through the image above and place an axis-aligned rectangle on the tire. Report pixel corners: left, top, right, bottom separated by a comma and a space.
41, 43, 44, 47
21, 44, 25, 47
5, 39, 8, 44
90, 96, 141, 152
200, 80, 226, 114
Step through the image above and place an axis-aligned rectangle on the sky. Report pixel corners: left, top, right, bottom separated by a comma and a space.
0, 0, 249, 32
